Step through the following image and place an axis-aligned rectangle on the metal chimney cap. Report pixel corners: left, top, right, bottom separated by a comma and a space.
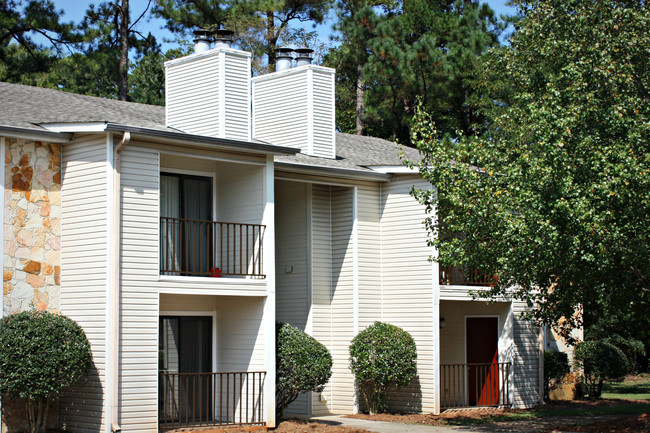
295, 48, 314, 58
193, 29, 212, 42
213, 28, 234, 41
275, 47, 294, 58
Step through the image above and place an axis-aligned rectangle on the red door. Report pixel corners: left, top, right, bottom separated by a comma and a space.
466, 317, 499, 406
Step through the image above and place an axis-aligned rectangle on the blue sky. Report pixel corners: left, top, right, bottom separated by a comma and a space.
50, 0, 517, 52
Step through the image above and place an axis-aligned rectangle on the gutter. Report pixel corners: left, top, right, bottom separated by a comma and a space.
275, 162, 392, 181
109, 131, 130, 433
103, 123, 298, 156
0, 125, 72, 143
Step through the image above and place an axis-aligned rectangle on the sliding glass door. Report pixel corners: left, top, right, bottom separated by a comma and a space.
159, 316, 213, 422
160, 173, 213, 275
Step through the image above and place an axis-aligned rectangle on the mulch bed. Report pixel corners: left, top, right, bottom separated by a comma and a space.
164, 420, 372, 433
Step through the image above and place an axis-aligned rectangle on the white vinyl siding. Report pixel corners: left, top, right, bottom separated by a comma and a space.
308, 185, 356, 415
60, 134, 109, 433
310, 185, 333, 415
329, 186, 355, 413
165, 49, 251, 140
511, 300, 542, 408
275, 180, 309, 329
274, 180, 310, 415
379, 175, 435, 413
117, 143, 270, 432
311, 71, 336, 159
356, 183, 381, 330
252, 66, 335, 158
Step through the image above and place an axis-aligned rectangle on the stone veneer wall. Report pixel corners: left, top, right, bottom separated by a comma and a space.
3, 138, 61, 314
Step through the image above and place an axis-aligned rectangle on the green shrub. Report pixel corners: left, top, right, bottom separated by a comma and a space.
544, 350, 570, 401
276, 321, 332, 418
574, 340, 627, 399
0, 311, 92, 433
349, 321, 417, 414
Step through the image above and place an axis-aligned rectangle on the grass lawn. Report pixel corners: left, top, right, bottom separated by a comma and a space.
442, 373, 650, 426
349, 373, 650, 430
602, 373, 650, 400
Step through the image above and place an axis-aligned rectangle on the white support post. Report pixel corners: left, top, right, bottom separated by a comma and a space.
262, 155, 276, 427
432, 187, 441, 415
352, 186, 359, 414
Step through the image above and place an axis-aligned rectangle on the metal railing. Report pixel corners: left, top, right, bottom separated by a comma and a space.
439, 266, 495, 286
159, 371, 266, 429
160, 217, 265, 277
440, 362, 511, 409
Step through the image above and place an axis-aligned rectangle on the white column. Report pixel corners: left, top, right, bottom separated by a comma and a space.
262, 155, 276, 427
352, 186, 359, 414
431, 187, 441, 415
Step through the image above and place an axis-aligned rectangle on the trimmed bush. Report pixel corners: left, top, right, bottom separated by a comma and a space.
276, 321, 332, 418
0, 310, 92, 433
544, 350, 570, 401
574, 340, 627, 399
349, 321, 417, 414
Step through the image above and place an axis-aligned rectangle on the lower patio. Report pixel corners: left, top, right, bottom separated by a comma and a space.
439, 299, 514, 410
157, 294, 270, 429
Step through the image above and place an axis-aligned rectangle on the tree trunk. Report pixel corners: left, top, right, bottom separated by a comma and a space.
118, 0, 130, 101
266, 11, 276, 73
355, 63, 366, 135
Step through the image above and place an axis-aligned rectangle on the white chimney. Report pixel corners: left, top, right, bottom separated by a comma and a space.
193, 29, 212, 53
213, 28, 234, 48
275, 48, 294, 71
165, 39, 252, 141
252, 64, 336, 158
295, 48, 314, 67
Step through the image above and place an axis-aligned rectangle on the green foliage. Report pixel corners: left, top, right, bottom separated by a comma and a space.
409, 0, 650, 340
327, 0, 503, 140
349, 321, 417, 414
574, 340, 627, 399
544, 350, 570, 401
0, 311, 92, 433
276, 321, 332, 418
153, 0, 332, 74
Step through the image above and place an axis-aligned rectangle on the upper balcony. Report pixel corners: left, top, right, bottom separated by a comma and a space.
158, 153, 267, 281
439, 265, 495, 287
160, 217, 265, 277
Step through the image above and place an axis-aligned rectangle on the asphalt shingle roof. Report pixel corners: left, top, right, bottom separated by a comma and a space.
1, 82, 420, 173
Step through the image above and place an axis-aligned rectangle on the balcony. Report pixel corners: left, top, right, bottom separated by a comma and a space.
159, 371, 266, 429
439, 266, 495, 286
160, 217, 265, 278
441, 362, 512, 409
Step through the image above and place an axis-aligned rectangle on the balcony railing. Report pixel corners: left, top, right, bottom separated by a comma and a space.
439, 266, 495, 286
159, 371, 266, 429
160, 217, 265, 277
440, 362, 511, 409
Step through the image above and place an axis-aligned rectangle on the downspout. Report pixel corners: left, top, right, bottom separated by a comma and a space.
110, 132, 130, 433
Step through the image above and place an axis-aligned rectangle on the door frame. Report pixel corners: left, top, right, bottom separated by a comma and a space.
464, 315, 500, 406
160, 310, 218, 373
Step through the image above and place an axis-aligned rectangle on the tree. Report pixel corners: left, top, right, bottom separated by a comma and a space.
328, 0, 502, 141
0, 0, 79, 83
349, 321, 417, 414
0, 311, 92, 433
76, 0, 160, 100
331, 0, 395, 135
276, 321, 332, 418
574, 340, 627, 399
409, 0, 650, 339
153, 0, 331, 74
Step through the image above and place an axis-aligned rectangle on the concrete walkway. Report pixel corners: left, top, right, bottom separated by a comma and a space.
309, 415, 485, 433
309, 413, 632, 433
